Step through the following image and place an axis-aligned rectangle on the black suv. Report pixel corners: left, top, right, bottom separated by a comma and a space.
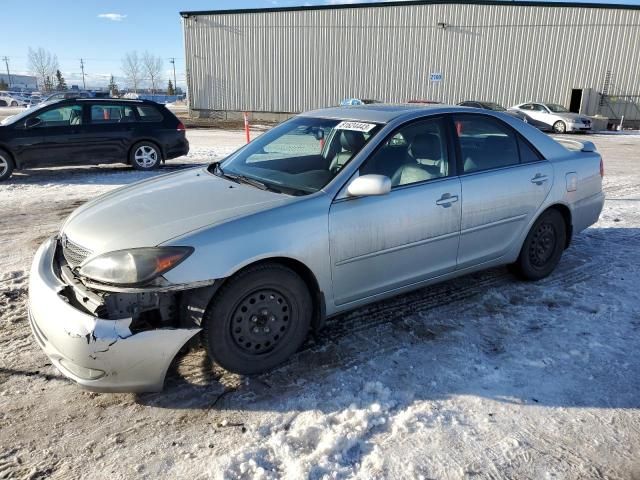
0, 98, 189, 181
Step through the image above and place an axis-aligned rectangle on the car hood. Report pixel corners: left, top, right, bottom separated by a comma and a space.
61, 167, 291, 255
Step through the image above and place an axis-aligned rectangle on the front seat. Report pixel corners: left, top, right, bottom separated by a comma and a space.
328, 131, 366, 173
391, 134, 443, 186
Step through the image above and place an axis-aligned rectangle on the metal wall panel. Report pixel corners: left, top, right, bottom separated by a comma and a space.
182, 3, 640, 113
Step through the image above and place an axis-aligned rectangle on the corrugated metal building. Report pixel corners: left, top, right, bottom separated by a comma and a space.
180, 0, 640, 121
0, 74, 38, 90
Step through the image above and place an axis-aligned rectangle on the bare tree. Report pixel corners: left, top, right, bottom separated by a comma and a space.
28, 47, 59, 92
121, 51, 143, 93
142, 51, 163, 94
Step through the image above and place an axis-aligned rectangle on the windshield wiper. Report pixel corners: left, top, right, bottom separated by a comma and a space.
213, 163, 276, 192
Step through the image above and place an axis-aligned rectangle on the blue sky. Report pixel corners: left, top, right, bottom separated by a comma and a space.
2, 0, 639, 89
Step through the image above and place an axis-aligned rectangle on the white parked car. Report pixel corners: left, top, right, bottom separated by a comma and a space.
0, 94, 23, 107
509, 102, 592, 133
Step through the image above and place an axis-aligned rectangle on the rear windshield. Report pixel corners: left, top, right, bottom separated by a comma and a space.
136, 105, 164, 122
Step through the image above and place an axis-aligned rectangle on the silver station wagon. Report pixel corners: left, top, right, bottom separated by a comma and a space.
28, 105, 605, 392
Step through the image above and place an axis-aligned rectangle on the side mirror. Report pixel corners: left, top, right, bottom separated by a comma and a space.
25, 117, 42, 129
346, 174, 391, 197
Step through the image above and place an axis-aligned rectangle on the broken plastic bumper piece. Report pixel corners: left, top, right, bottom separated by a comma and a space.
28, 237, 200, 393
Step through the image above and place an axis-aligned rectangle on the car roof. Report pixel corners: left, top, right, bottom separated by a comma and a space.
302, 103, 477, 124
45, 97, 155, 105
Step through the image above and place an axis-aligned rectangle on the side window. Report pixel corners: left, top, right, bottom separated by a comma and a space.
520, 104, 533, 111
533, 104, 547, 112
90, 105, 136, 123
454, 115, 519, 173
518, 136, 543, 163
136, 105, 163, 122
35, 105, 83, 127
360, 118, 449, 187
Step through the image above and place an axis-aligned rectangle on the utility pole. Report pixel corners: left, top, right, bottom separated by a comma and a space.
169, 57, 177, 93
2, 56, 11, 88
80, 58, 86, 90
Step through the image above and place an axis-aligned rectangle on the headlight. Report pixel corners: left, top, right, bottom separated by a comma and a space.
78, 247, 193, 286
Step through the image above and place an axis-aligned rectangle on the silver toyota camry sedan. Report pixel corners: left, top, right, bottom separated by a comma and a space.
28, 104, 605, 392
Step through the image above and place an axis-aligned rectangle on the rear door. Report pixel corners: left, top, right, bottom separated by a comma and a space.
453, 114, 553, 268
83, 103, 136, 164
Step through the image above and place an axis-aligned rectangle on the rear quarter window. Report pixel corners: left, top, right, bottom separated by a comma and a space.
136, 105, 164, 122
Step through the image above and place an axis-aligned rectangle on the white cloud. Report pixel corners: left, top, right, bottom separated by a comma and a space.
98, 13, 127, 22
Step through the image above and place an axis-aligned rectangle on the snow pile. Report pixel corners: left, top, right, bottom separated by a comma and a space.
220, 381, 398, 479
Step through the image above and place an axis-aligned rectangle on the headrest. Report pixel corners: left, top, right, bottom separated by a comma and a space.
340, 130, 366, 152
410, 133, 441, 159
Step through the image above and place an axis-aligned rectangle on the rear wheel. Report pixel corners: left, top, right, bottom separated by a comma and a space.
10, 101, 17, 107
553, 120, 566, 134
130, 141, 161, 170
513, 209, 566, 281
0, 149, 15, 181
202, 264, 312, 375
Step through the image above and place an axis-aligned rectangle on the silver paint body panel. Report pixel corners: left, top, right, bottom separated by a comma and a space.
29, 105, 604, 391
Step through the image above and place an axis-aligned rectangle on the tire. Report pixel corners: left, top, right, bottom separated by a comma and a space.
10, 101, 17, 107
129, 141, 161, 170
513, 209, 566, 281
0, 100, 7, 107
0, 149, 15, 181
553, 120, 566, 134
202, 263, 312, 375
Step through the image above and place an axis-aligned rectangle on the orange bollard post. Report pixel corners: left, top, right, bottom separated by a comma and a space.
244, 112, 250, 144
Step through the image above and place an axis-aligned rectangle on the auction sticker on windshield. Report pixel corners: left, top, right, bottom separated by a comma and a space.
335, 121, 377, 133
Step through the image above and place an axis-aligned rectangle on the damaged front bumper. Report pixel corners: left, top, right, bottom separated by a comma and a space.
28, 237, 201, 392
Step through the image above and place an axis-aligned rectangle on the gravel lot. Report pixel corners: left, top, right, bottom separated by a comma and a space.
1, 124, 639, 479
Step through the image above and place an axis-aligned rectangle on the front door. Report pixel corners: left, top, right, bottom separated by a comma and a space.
329, 117, 461, 306
452, 114, 553, 268
22, 104, 87, 167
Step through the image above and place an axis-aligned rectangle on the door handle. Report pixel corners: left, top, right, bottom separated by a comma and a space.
436, 193, 459, 207
531, 174, 549, 185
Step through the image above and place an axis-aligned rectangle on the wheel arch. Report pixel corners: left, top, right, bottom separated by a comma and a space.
216, 256, 326, 331
541, 203, 573, 249
0, 145, 17, 169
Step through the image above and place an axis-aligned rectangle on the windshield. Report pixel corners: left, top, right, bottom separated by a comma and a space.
215, 117, 381, 195
547, 104, 569, 113
481, 102, 506, 111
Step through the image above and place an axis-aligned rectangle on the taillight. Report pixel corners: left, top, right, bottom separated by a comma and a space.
177, 122, 186, 132
600, 158, 604, 177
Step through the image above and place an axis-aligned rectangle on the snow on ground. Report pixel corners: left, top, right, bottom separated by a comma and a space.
1, 130, 639, 479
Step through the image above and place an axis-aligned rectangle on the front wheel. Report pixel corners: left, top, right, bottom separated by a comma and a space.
130, 141, 161, 170
512, 209, 566, 281
0, 149, 15, 181
202, 264, 312, 375
553, 120, 567, 134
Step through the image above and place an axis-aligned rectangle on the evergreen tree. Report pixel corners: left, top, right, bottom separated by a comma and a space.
167, 79, 175, 96
55, 69, 67, 91
0, 79, 8, 90
44, 75, 54, 92
108, 75, 119, 97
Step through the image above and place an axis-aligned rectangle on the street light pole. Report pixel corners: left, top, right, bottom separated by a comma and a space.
80, 58, 86, 90
169, 57, 177, 93
2, 56, 11, 88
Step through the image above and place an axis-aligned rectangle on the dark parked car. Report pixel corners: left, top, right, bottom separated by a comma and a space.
0, 98, 188, 181
458, 100, 549, 130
